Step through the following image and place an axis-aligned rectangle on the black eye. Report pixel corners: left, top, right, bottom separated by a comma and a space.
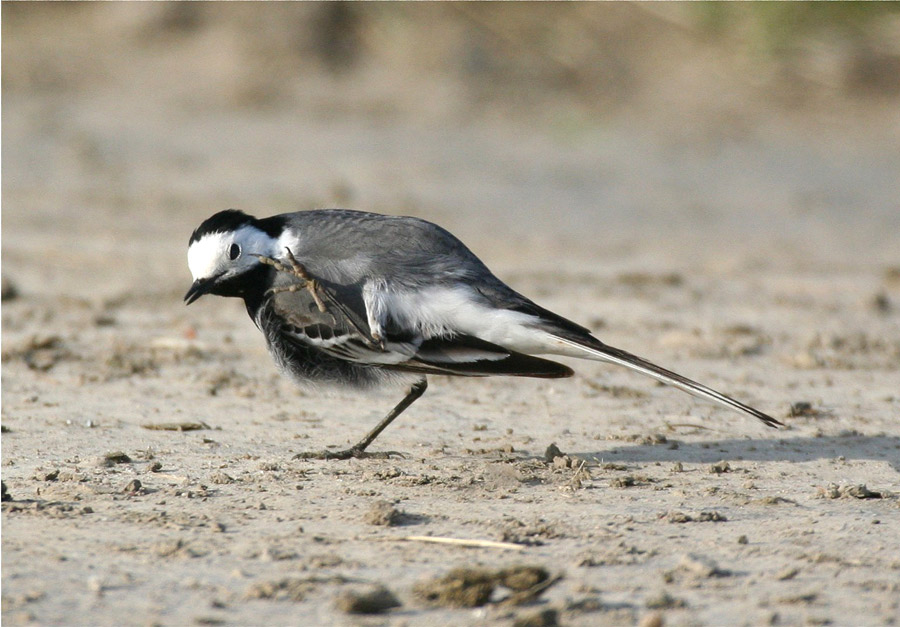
228, 243, 241, 261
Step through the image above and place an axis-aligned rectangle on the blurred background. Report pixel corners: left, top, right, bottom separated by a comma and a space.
3, 2, 900, 299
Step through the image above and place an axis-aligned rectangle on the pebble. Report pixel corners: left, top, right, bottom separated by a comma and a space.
335, 584, 401, 614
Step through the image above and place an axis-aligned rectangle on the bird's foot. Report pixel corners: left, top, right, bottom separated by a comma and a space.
293, 447, 405, 461
255, 248, 328, 313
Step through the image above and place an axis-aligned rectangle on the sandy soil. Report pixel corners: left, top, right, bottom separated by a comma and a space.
3, 5, 900, 626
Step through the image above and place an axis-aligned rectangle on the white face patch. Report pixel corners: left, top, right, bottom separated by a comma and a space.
188, 231, 230, 281
187, 225, 277, 282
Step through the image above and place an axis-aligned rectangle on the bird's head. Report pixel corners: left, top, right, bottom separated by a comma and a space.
184, 209, 274, 304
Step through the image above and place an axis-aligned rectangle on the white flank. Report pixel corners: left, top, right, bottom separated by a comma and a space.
365, 284, 553, 352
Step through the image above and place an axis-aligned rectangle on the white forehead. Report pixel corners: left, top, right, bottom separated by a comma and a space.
187, 231, 231, 281
187, 224, 276, 280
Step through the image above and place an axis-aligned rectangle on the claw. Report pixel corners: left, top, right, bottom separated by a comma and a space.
254, 250, 328, 313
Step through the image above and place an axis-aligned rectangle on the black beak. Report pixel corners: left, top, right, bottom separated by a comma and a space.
184, 278, 214, 305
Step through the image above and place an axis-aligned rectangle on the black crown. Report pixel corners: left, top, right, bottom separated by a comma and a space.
189, 209, 257, 245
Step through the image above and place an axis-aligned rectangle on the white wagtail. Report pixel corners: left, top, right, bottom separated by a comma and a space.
185, 209, 781, 459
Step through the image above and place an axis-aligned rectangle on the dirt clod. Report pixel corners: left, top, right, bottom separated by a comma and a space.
1, 275, 19, 301
142, 422, 210, 431
98, 452, 132, 467
414, 565, 556, 609
552, 454, 578, 469
513, 608, 559, 627
123, 479, 143, 493
678, 553, 731, 578
209, 471, 234, 484
414, 568, 496, 608
612, 475, 638, 488
661, 510, 727, 523
777, 567, 800, 581
817, 483, 884, 500
646, 590, 686, 609
363, 500, 403, 526
335, 584, 401, 614
789, 402, 826, 418
152, 539, 201, 559
638, 612, 666, 627
499, 565, 550, 591
544, 443, 565, 462
6, 335, 71, 371
246, 578, 321, 602
697, 511, 727, 522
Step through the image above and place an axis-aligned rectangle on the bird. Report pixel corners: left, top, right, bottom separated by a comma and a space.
185, 208, 781, 459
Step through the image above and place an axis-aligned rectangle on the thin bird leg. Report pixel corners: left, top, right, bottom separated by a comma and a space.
294, 378, 428, 460
255, 248, 328, 313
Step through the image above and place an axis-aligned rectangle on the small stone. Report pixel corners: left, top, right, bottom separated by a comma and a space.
498, 566, 549, 591
363, 500, 403, 526
640, 433, 668, 446
544, 443, 564, 462
843, 484, 882, 499
663, 511, 693, 523
123, 479, 143, 493
789, 401, 816, 417
414, 568, 496, 608
645, 590, 685, 609
87, 576, 104, 595
817, 483, 883, 499
696, 511, 727, 522
816, 483, 842, 499
335, 584, 401, 614
737, 535, 749, 545
871, 291, 891, 314
776, 567, 799, 581
513, 608, 559, 627
710, 461, 731, 474
98, 452, 132, 467
261, 546, 299, 562
678, 553, 731, 578
1, 275, 19, 301
638, 612, 666, 627
209, 471, 234, 484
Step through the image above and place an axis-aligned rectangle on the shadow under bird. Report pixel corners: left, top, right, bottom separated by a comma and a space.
185, 209, 781, 459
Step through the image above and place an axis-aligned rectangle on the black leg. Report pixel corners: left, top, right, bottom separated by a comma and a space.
294, 378, 428, 460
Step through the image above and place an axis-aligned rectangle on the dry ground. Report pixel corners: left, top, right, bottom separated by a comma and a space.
3, 5, 900, 626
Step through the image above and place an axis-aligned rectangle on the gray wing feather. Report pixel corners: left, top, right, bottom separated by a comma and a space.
276, 210, 493, 287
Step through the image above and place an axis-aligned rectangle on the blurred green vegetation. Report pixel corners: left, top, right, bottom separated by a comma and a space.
694, 2, 900, 47
4, 2, 898, 115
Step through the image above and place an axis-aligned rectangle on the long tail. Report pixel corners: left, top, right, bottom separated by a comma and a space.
552, 336, 782, 428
